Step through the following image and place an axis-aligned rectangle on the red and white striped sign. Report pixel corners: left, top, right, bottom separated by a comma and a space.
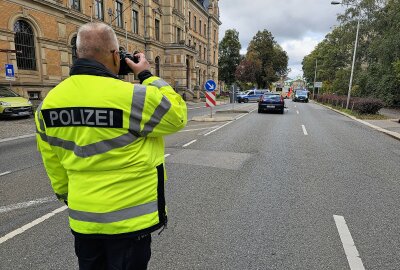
205, 91, 216, 107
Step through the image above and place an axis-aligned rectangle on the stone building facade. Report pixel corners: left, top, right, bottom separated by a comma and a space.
0, 0, 221, 103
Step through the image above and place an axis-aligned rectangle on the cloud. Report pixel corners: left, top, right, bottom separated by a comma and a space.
218, 0, 346, 78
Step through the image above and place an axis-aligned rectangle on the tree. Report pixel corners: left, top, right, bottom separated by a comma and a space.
246, 30, 288, 88
218, 29, 241, 86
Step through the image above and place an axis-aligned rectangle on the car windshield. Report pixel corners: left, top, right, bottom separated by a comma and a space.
0, 88, 19, 97
296, 91, 308, 96
263, 94, 280, 100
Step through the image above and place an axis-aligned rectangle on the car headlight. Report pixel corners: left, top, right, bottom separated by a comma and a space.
28, 100, 32, 105
0, 101, 11, 106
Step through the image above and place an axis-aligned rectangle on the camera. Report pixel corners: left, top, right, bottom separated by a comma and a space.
118, 50, 140, 75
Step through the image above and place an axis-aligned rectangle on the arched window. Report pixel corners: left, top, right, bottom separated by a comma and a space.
155, 56, 160, 77
71, 36, 77, 64
14, 20, 36, 70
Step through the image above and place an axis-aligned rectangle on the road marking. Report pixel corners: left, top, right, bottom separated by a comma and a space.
301, 125, 308, 135
0, 197, 56, 214
182, 140, 197, 147
164, 154, 170, 158
204, 109, 256, 136
0, 171, 11, 177
0, 134, 35, 143
0, 205, 68, 245
179, 126, 219, 133
297, 110, 299, 114
187, 106, 205, 110
333, 215, 366, 270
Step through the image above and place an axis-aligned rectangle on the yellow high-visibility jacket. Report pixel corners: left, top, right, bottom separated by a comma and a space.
35, 60, 187, 236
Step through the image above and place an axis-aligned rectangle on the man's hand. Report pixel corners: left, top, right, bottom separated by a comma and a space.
125, 52, 151, 76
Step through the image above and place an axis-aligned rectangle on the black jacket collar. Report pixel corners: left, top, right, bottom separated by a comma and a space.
69, 58, 119, 79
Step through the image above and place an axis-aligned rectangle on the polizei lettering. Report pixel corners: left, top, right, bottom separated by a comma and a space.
42, 107, 123, 128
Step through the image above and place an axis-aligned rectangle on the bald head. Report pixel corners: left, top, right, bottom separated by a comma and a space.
76, 22, 119, 61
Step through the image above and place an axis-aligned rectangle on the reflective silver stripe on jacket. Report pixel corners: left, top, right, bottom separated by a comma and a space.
69, 201, 158, 223
142, 96, 171, 136
150, 79, 169, 88
129, 84, 146, 135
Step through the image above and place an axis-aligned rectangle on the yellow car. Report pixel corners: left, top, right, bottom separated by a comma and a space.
0, 86, 33, 117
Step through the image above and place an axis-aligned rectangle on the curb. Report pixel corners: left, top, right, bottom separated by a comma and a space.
317, 102, 400, 141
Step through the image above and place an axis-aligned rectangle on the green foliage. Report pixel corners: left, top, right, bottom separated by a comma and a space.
244, 30, 288, 88
218, 29, 242, 86
302, 0, 400, 106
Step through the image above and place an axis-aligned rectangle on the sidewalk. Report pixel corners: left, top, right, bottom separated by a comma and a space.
321, 104, 400, 141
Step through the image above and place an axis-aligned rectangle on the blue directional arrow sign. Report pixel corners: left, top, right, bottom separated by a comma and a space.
204, 80, 217, 92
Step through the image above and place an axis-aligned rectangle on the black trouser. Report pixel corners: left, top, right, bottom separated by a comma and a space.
74, 234, 152, 270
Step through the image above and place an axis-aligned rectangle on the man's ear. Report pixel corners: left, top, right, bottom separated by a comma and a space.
113, 50, 119, 66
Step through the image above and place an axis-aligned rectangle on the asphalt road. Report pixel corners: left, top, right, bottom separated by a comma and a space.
0, 100, 399, 269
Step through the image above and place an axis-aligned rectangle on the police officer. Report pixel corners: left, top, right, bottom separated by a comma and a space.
35, 22, 187, 270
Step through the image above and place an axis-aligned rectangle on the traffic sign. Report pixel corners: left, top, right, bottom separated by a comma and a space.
204, 80, 217, 92
314, 82, 322, 88
205, 91, 216, 107
5, 64, 15, 81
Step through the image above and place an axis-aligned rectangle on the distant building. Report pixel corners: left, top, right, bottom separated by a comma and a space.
0, 0, 221, 102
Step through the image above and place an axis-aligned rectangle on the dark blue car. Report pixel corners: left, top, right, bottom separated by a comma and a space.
258, 92, 285, 114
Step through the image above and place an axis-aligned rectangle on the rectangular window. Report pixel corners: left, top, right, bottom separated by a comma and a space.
204, 48, 206, 60
214, 51, 216, 64
188, 11, 191, 28
194, 16, 197, 32
199, 20, 202, 35
204, 24, 207, 36
94, 0, 104, 20
177, 27, 182, 43
155, 19, 160, 41
70, 0, 80, 11
132, 10, 138, 34
199, 45, 202, 58
28, 91, 41, 100
115, 1, 123, 28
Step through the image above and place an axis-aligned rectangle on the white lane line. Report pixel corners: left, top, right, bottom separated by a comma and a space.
297, 110, 299, 114
0, 134, 35, 143
179, 126, 219, 133
0, 171, 11, 177
164, 154, 170, 158
204, 108, 256, 136
187, 106, 205, 110
333, 215, 366, 270
301, 125, 308, 136
182, 140, 197, 147
0, 206, 68, 244
0, 197, 56, 214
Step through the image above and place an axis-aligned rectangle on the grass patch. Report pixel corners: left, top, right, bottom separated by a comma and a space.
319, 103, 389, 120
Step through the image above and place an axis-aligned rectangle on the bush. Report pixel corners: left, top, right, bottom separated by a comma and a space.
351, 98, 385, 114
316, 94, 385, 114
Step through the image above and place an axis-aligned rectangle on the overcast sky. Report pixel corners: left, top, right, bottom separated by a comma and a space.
218, 0, 346, 79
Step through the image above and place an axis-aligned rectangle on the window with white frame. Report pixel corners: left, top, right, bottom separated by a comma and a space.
115, 1, 123, 28
94, 0, 104, 20
132, 9, 138, 34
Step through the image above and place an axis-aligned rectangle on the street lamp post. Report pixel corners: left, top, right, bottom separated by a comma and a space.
331, 1, 360, 109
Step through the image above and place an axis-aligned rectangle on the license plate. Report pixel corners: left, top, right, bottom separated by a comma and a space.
18, 111, 30, 116
266, 105, 275, 108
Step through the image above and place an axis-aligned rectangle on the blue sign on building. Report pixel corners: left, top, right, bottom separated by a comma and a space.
5, 64, 15, 81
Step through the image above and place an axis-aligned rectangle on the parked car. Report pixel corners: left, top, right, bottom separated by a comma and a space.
258, 92, 285, 114
0, 86, 33, 118
292, 89, 309, 102
237, 89, 269, 103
